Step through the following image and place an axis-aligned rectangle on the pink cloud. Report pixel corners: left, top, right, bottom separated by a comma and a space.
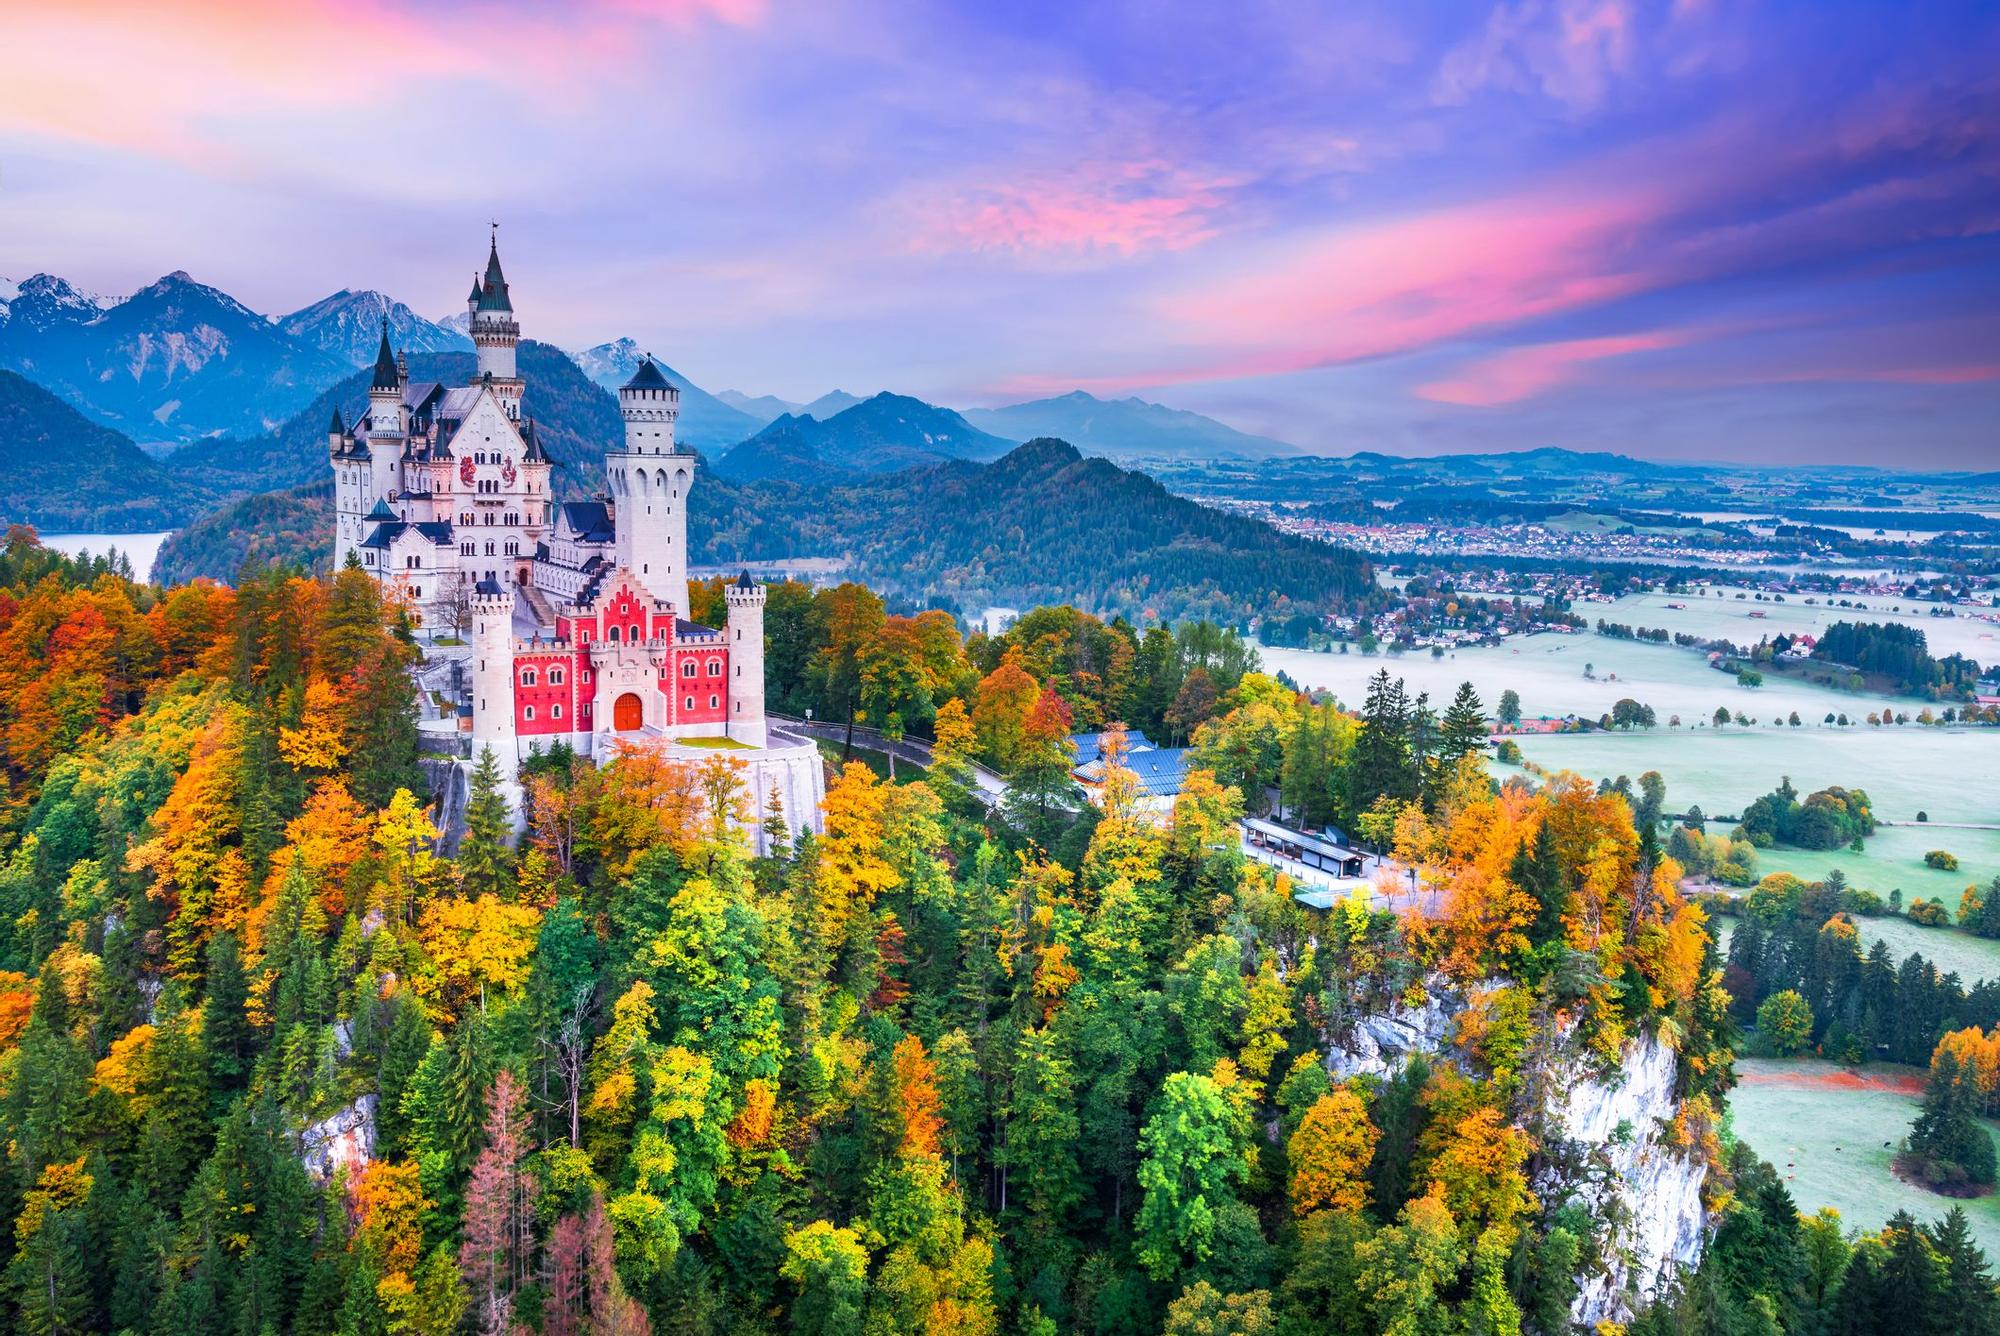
1148, 185, 1664, 384
914, 162, 1239, 258
0, 0, 758, 166
1416, 331, 1683, 405
1434, 0, 1638, 111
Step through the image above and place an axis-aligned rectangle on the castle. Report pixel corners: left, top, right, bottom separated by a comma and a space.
329, 236, 823, 852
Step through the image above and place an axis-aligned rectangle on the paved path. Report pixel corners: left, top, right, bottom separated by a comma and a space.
768, 714, 1007, 808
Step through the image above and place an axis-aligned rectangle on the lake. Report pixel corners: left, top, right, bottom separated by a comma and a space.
36, 531, 173, 581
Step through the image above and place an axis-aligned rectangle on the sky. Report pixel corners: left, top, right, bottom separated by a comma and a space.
1, 0, 1997, 467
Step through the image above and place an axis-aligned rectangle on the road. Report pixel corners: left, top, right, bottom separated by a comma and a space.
768, 713, 1008, 809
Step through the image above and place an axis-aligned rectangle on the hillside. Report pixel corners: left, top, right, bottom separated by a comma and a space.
963, 389, 1300, 460
0, 370, 198, 529
698, 437, 1374, 621
0, 271, 350, 443
715, 392, 1011, 482
567, 336, 761, 451
154, 481, 333, 584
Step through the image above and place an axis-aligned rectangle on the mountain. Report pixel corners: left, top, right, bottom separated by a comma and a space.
566, 337, 760, 452
0, 369, 197, 530
963, 389, 1301, 461
798, 389, 864, 420
713, 389, 800, 424
0, 271, 351, 444
278, 289, 471, 366
694, 437, 1373, 622
0, 274, 107, 336
164, 339, 624, 498
715, 392, 1011, 483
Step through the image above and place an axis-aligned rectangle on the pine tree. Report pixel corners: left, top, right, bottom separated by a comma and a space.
203, 931, 253, 1103
1907, 1051, 1997, 1187
1928, 1207, 2000, 1334
457, 746, 517, 899
1438, 682, 1487, 763
1348, 670, 1415, 813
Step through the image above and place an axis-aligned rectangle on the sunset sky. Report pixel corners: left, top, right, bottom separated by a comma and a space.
2, 0, 1996, 465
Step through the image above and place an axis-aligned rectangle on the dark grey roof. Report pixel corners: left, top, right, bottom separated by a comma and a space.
623, 357, 671, 391
358, 523, 398, 549
476, 240, 513, 312
522, 418, 548, 464
474, 577, 505, 596
734, 569, 756, 589
366, 498, 396, 520
560, 501, 614, 542
467, 274, 483, 305
675, 618, 720, 637
329, 406, 345, 434
370, 323, 400, 391
414, 522, 453, 544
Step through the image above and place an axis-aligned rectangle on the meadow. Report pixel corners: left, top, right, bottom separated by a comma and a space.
1730, 1058, 2000, 1254
1494, 728, 2000, 826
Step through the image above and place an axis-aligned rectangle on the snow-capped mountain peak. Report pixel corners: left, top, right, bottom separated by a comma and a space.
279, 288, 472, 367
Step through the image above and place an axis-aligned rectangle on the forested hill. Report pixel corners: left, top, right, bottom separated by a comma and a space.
0, 370, 199, 530
696, 437, 1375, 622
161, 341, 624, 499
161, 438, 1374, 623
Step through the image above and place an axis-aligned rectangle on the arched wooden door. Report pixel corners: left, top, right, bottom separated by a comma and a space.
613, 692, 643, 732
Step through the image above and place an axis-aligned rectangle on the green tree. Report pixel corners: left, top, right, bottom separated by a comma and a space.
1755, 989, 1814, 1057
1135, 1072, 1252, 1279
1437, 682, 1487, 763
457, 745, 517, 898
1496, 688, 1522, 727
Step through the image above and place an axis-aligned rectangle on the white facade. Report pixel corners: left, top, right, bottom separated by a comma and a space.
725, 574, 767, 747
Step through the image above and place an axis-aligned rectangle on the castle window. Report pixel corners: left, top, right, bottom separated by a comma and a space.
524, 706, 535, 721
682, 661, 696, 678
504, 541, 518, 556
549, 669, 563, 684
708, 660, 722, 676
709, 694, 719, 708
485, 542, 496, 556
608, 625, 621, 643
521, 669, 537, 686
685, 696, 695, 710
552, 704, 562, 720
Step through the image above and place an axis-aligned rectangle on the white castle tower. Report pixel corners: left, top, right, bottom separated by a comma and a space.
725, 572, 766, 747
365, 322, 406, 502
468, 230, 524, 415
469, 578, 517, 758
606, 356, 693, 615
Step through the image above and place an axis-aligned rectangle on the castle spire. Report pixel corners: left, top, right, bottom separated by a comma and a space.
370, 319, 400, 391
478, 226, 512, 312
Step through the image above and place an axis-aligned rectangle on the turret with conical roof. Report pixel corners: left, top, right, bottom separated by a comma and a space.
370, 321, 400, 391
469, 226, 523, 413
609, 353, 693, 613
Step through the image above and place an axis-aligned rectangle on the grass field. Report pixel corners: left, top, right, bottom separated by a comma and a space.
1753, 825, 2000, 902
1495, 727, 2000, 826
1730, 1058, 2000, 1253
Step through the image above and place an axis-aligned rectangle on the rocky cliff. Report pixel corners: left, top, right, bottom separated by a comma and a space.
1326, 983, 1711, 1328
